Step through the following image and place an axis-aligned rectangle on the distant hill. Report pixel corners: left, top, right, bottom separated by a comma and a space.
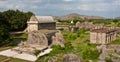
115, 17, 120, 19
55, 13, 104, 21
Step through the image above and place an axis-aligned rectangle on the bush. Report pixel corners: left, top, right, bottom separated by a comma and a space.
82, 48, 101, 60
105, 57, 112, 62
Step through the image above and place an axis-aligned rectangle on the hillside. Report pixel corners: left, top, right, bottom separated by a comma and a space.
55, 13, 104, 21
115, 17, 120, 19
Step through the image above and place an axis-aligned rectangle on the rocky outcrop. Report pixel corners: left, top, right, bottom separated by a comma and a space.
13, 31, 48, 54
52, 31, 65, 47
48, 57, 57, 62
63, 54, 83, 62
27, 31, 48, 48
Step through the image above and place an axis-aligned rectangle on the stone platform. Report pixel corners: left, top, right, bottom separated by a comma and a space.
0, 47, 52, 62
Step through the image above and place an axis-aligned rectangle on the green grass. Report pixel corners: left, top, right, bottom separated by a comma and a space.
9, 32, 28, 46
11, 32, 28, 40
36, 29, 101, 62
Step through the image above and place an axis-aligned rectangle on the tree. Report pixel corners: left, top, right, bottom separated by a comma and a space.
3, 9, 34, 31
0, 13, 10, 46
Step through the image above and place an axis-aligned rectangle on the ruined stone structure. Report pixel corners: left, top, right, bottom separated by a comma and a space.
90, 28, 116, 44
76, 21, 93, 29
57, 26, 79, 32
63, 54, 83, 62
13, 30, 65, 55
27, 15, 56, 32
76, 21, 104, 30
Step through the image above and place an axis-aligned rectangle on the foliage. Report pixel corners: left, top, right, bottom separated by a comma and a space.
82, 48, 101, 60
0, 9, 33, 46
0, 13, 10, 46
2, 9, 34, 31
105, 57, 112, 62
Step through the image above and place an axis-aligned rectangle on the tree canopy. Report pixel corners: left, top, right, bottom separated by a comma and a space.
2, 9, 34, 31
0, 9, 33, 46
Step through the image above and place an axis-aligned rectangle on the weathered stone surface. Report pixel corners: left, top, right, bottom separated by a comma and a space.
48, 57, 57, 62
90, 28, 116, 44
14, 31, 48, 54
52, 31, 65, 47
14, 30, 66, 55
63, 54, 83, 62
27, 31, 48, 48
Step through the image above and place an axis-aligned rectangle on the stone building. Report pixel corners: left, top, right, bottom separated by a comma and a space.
27, 15, 56, 32
90, 28, 116, 44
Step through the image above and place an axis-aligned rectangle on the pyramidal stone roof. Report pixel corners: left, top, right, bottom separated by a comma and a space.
28, 15, 55, 23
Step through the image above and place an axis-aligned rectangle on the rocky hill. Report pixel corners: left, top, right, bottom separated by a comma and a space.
55, 13, 104, 21
115, 17, 120, 19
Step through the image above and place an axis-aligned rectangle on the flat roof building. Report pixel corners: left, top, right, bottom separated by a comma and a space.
27, 15, 56, 32
90, 28, 116, 44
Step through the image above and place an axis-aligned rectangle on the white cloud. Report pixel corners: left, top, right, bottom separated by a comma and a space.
31, 5, 39, 9
113, 0, 120, 5
77, 5, 91, 11
0, 1, 14, 9
0, 0, 41, 10
63, 0, 74, 2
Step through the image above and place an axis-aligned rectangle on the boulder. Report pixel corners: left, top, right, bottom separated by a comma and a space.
48, 57, 57, 62
27, 31, 48, 49
52, 31, 65, 47
63, 54, 83, 62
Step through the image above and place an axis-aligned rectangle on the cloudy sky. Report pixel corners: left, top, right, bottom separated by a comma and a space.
0, 0, 120, 18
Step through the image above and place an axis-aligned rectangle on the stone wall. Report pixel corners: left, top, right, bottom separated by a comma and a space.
56, 26, 79, 32
38, 22, 56, 30
27, 23, 38, 32
90, 28, 117, 44
76, 21, 104, 30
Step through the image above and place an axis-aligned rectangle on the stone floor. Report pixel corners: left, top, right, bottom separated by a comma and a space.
0, 47, 52, 62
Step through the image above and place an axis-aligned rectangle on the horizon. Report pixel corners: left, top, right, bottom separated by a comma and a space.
0, 0, 120, 18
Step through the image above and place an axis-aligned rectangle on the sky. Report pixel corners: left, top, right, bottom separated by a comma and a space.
0, 0, 120, 18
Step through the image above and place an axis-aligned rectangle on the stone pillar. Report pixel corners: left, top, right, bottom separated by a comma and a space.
102, 33, 106, 44
113, 32, 116, 41
106, 34, 108, 43
112, 33, 114, 41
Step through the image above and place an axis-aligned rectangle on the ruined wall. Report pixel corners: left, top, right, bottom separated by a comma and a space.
90, 32, 97, 44
38, 22, 56, 30
90, 28, 117, 44
76, 21, 104, 30
27, 24, 38, 32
